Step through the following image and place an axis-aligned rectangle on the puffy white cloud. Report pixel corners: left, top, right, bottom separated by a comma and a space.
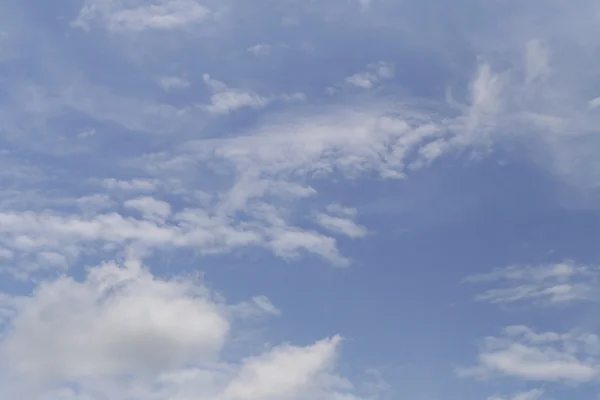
464, 261, 600, 304
218, 336, 344, 400
0, 260, 228, 380
459, 326, 600, 382
0, 260, 371, 400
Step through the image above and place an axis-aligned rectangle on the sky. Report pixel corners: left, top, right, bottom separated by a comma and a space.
0, 0, 600, 399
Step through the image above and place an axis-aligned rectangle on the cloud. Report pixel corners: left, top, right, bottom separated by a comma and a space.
230, 295, 282, 319
145, 104, 445, 181
344, 62, 395, 89
218, 336, 344, 400
0, 259, 228, 380
72, 0, 211, 33
459, 325, 600, 382
464, 261, 599, 304
0, 203, 351, 275
124, 196, 172, 222
0, 260, 369, 400
202, 74, 305, 115
316, 205, 368, 239
157, 76, 191, 91
247, 44, 272, 56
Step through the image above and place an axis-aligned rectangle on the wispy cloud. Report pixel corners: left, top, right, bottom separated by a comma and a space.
316, 205, 368, 239
464, 261, 599, 305
459, 325, 600, 382
344, 62, 395, 89
247, 44, 272, 57
72, 0, 211, 33
157, 76, 191, 91
202, 74, 304, 114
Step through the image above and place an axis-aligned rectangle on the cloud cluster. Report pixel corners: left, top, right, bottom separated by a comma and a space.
3, 1, 600, 399
0, 260, 368, 400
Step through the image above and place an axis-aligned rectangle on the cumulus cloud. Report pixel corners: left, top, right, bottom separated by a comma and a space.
0, 260, 368, 400
459, 325, 600, 382
464, 261, 600, 304
0, 259, 228, 380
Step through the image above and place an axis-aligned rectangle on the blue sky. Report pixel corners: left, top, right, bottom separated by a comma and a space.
0, 0, 600, 399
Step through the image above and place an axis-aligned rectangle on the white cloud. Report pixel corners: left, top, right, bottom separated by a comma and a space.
0, 203, 351, 273
218, 336, 345, 400
0, 259, 228, 380
124, 196, 172, 222
461, 62, 505, 136
464, 261, 599, 304
316, 205, 368, 239
345, 62, 395, 89
72, 0, 211, 33
230, 295, 281, 319
150, 104, 444, 181
0, 260, 369, 400
459, 326, 600, 382
202, 74, 304, 115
